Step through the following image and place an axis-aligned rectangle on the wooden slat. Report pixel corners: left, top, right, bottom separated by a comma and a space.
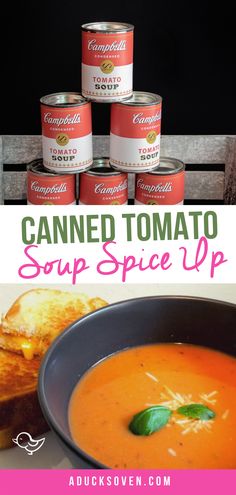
3, 170, 224, 201
185, 171, 224, 200
3, 136, 42, 164
161, 135, 227, 163
1, 134, 236, 204
224, 136, 236, 204
2, 135, 228, 164
93, 135, 109, 157
2, 136, 110, 164
3, 172, 27, 201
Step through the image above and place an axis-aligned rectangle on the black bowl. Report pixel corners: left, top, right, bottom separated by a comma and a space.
38, 295, 236, 468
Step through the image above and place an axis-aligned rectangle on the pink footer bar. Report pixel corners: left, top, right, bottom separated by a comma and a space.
0, 470, 235, 495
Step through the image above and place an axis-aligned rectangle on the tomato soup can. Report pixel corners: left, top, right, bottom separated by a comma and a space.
79, 158, 128, 205
27, 160, 76, 205
82, 22, 134, 102
40, 92, 93, 174
135, 157, 185, 205
110, 91, 162, 173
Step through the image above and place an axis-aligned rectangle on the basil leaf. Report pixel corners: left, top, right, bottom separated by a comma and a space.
129, 406, 172, 436
177, 403, 215, 420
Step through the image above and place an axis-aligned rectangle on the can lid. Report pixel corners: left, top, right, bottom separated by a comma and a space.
40, 92, 88, 107
149, 157, 185, 175
84, 158, 124, 176
27, 159, 67, 176
116, 91, 162, 106
82, 22, 134, 33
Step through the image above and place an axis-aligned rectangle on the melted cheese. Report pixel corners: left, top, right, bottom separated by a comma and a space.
0, 334, 36, 360
21, 341, 35, 360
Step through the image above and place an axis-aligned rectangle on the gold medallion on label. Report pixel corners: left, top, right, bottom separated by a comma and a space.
146, 131, 157, 144
100, 60, 115, 74
56, 133, 70, 146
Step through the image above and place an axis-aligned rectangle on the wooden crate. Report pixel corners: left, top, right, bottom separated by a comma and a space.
0, 135, 236, 204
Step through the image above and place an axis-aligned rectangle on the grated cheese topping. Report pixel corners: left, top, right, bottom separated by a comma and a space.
175, 418, 214, 435
145, 372, 159, 383
222, 409, 229, 420
199, 391, 218, 405
142, 380, 229, 436
159, 386, 193, 410
168, 448, 177, 456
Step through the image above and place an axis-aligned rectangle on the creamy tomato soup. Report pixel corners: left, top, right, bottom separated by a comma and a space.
68, 344, 236, 468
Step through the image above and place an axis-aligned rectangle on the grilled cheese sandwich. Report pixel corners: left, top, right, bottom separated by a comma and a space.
0, 288, 108, 449
0, 289, 108, 359
0, 335, 39, 360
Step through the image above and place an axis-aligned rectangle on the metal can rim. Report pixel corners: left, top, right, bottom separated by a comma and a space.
83, 94, 133, 103
81, 22, 134, 33
83, 157, 126, 177
40, 92, 89, 107
113, 91, 162, 106
27, 159, 74, 178
147, 157, 185, 175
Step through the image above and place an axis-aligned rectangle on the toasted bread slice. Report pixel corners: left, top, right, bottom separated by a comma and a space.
0, 349, 48, 449
0, 289, 107, 359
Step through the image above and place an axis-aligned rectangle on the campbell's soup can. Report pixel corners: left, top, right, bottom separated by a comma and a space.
79, 158, 128, 205
27, 160, 76, 205
135, 157, 185, 205
82, 22, 134, 102
40, 92, 93, 174
110, 91, 162, 173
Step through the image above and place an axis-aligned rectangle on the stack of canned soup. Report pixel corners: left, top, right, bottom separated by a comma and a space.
27, 22, 185, 206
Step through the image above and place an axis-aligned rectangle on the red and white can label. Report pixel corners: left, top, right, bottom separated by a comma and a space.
135, 171, 185, 205
27, 172, 76, 205
82, 31, 133, 100
79, 173, 128, 205
41, 103, 93, 173
110, 103, 162, 172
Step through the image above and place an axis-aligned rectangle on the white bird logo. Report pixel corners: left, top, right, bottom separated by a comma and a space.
12, 432, 45, 455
